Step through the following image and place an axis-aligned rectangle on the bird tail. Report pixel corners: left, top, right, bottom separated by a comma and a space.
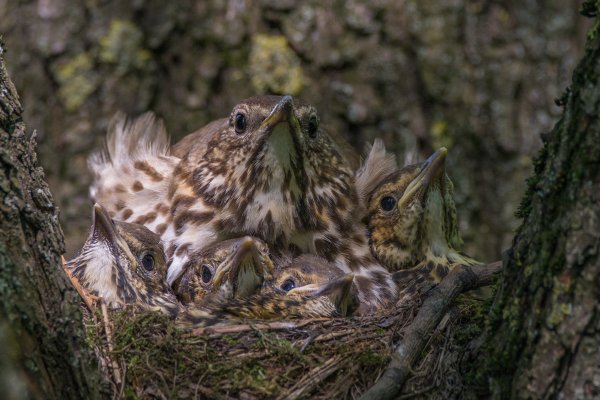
88, 112, 178, 232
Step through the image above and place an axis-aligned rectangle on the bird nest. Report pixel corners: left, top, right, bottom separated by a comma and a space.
82, 287, 489, 399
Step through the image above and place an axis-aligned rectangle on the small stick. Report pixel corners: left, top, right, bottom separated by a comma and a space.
101, 300, 122, 388
280, 355, 347, 400
185, 318, 325, 336
61, 256, 99, 312
359, 261, 502, 400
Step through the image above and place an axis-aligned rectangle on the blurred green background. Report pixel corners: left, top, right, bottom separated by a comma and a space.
0, 0, 588, 261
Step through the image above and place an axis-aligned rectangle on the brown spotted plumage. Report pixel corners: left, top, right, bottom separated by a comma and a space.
178, 256, 357, 326
363, 147, 481, 298
88, 112, 179, 235
89, 97, 399, 314
66, 204, 179, 315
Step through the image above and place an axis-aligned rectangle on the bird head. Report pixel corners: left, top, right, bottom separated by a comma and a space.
67, 204, 178, 314
182, 95, 354, 243
172, 236, 274, 304
367, 147, 465, 271
264, 254, 359, 317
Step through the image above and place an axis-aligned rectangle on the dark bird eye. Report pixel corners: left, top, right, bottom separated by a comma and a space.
307, 115, 318, 139
234, 113, 247, 134
380, 196, 397, 211
281, 279, 296, 292
201, 264, 213, 283
141, 254, 155, 271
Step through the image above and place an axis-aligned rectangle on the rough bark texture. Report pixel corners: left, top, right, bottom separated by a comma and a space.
0, 41, 100, 400
0, 0, 588, 262
481, 2, 600, 398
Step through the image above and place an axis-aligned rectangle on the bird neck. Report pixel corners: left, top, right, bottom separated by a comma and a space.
421, 189, 479, 267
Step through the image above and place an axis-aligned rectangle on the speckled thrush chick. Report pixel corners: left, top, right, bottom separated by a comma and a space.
365, 147, 481, 296
178, 253, 358, 327
66, 204, 179, 315
164, 95, 358, 284
260, 253, 359, 317
172, 236, 274, 305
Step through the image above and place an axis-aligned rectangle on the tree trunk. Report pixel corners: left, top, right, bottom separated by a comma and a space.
481, 2, 600, 398
0, 41, 100, 400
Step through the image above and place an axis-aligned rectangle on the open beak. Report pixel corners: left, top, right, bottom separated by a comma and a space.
92, 203, 119, 248
398, 147, 447, 208
212, 237, 267, 298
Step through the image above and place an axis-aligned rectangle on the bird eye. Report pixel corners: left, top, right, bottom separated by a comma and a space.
281, 279, 296, 292
141, 254, 155, 271
380, 196, 397, 212
307, 115, 318, 139
201, 264, 213, 283
234, 113, 247, 134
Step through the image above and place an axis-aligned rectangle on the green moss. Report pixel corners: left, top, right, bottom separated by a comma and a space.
357, 349, 388, 369
99, 19, 151, 75
54, 53, 99, 111
249, 35, 304, 95
546, 277, 573, 327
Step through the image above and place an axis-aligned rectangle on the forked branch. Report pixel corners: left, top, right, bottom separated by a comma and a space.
360, 261, 502, 400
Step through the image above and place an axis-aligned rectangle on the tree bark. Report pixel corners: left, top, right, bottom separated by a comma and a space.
0, 41, 100, 399
480, 2, 600, 398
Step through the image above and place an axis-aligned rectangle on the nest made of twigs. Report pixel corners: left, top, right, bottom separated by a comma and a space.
82, 291, 488, 400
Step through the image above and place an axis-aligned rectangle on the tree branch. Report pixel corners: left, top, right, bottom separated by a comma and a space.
360, 261, 502, 400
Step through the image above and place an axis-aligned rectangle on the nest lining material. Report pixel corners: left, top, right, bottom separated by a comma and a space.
81, 263, 500, 399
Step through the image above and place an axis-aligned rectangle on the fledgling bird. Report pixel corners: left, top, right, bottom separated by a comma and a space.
89, 97, 398, 314
66, 204, 179, 316
165, 95, 357, 282
363, 146, 481, 296
264, 253, 359, 316
172, 236, 274, 305
178, 255, 357, 326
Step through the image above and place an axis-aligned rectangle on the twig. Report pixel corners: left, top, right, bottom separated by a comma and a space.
185, 318, 324, 336
117, 361, 126, 400
280, 355, 347, 400
359, 261, 502, 400
101, 300, 122, 388
61, 256, 99, 312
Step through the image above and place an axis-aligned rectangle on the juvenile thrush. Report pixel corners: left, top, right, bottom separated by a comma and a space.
66, 204, 179, 315
172, 236, 274, 305
364, 147, 481, 297
164, 95, 358, 283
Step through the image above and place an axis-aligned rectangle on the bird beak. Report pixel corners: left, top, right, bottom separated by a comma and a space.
398, 147, 447, 208
313, 274, 357, 317
260, 95, 295, 130
286, 283, 322, 295
212, 237, 267, 298
92, 203, 119, 249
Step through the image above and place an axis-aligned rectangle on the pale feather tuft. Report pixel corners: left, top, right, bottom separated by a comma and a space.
355, 139, 398, 206
90, 111, 170, 169
88, 112, 179, 231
